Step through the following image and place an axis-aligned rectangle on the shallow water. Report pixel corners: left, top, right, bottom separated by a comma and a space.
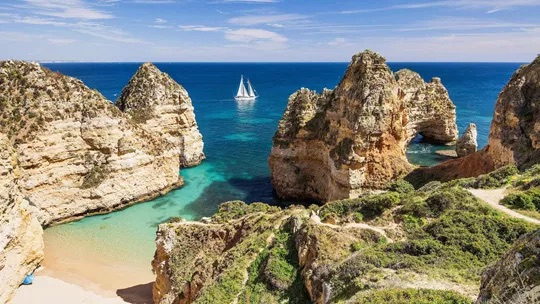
41, 62, 522, 285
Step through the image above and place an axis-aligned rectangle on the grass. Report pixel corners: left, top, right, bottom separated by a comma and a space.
349, 288, 472, 304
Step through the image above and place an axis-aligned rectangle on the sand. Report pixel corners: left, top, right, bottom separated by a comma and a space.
9, 232, 155, 304
10, 275, 128, 304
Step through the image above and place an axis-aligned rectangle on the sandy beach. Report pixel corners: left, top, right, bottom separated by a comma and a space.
9, 232, 155, 304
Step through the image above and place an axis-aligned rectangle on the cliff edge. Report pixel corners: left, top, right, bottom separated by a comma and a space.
0, 133, 43, 303
0, 60, 182, 225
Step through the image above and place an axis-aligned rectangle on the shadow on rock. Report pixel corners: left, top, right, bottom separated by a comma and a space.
116, 282, 153, 304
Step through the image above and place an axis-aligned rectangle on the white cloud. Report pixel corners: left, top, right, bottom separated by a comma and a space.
74, 22, 146, 43
24, 0, 114, 19
328, 37, 347, 46
342, 0, 540, 14
214, 0, 280, 3
228, 14, 307, 26
179, 25, 225, 31
48, 38, 77, 44
155, 18, 167, 23
398, 17, 539, 31
225, 28, 287, 43
132, 0, 176, 3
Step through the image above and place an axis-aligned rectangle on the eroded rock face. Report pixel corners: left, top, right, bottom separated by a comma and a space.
476, 229, 540, 303
411, 54, 540, 182
117, 63, 205, 167
0, 133, 44, 303
456, 123, 478, 157
0, 60, 182, 225
269, 50, 458, 202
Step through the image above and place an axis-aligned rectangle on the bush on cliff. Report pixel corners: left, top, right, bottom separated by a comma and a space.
387, 179, 415, 194
350, 289, 472, 304
320, 192, 400, 221
473, 165, 519, 189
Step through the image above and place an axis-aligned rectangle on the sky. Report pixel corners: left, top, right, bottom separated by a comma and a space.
1, 0, 540, 62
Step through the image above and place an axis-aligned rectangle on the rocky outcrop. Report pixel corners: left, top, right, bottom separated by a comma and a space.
476, 229, 540, 303
153, 184, 532, 304
0, 60, 182, 225
0, 133, 44, 303
269, 50, 458, 202
117, 63, 205, 167
456, 123, 478, 157
410, 54, 540, 183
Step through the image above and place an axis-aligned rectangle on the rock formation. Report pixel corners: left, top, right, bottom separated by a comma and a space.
153, 184, 531, 304
456, 123, 478, 157
476, 229, 540, 303
117, 63, 205, 167
0, 133, 44, 303
410, 54, 540, 183
269, 50, 458, 202
0, 60, 182, 225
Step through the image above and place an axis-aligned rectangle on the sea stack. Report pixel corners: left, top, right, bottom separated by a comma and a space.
117, 63, 205, 167
0, 133, 44, 303
0, 60, 182, 225
456, 123, 478, 157
413, 54, 540, 181
269, 50, 458, 202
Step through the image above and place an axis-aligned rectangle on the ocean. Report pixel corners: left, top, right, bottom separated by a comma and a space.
41, 62, 522, 281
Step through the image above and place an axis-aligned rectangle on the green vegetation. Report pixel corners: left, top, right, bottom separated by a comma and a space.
350, 289, 472, 304
319, 186, 535, 302
320, 192, 400, 221
80, 164, 108, 189
387, 179, 415, 193
239, 228, 309, 304
212, 201, 281, 224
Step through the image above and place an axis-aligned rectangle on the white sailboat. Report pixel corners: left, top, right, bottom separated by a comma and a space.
235, 75, 258, 101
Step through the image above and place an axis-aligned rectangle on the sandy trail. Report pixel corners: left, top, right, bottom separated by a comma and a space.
467, 188, 540, 225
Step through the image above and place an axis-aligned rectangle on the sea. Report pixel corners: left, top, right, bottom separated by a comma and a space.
41, 62, 522, 283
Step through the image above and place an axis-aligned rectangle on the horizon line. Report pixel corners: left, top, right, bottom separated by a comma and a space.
32, 60, 528, 64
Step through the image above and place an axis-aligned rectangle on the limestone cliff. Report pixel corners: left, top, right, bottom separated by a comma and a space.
117, 63, 205, 167
0, 60, 182, 225
0, 133, 43, 303
476, 229, 540, 303
153, 184, 532, 304
456, 123, 478, 157
269, 50, 458, 202
410, 54, 540, 182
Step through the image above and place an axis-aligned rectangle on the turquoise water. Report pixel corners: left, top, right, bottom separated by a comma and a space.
43, 62, 522, 266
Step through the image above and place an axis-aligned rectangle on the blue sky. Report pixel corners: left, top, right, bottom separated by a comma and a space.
1, 0, 540, 62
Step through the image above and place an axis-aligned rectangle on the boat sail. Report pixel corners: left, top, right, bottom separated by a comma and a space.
235, 75, 258, 101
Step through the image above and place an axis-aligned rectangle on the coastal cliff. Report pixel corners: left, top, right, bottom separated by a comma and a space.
269, 50, 458, 202
152, 183, 535, 304
0, 60, 182, 225
0, 133, 43, 303
412, 54, 540, 182
476, 229, 540, 303
117, 63, 205, 167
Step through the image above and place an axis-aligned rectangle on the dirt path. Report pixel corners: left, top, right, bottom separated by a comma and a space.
467, 188, 540, 225
309, 212, 394, 243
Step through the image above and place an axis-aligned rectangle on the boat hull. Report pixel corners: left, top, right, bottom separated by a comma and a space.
234, 96, 257, 101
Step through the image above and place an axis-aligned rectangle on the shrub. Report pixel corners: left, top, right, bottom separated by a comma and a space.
353, 212, 363, 223
501, 193, 536, 211
418, 181, 442, 193
474, 165, 519, 189
387, 179, 414, 194
351, 289, 472, 304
